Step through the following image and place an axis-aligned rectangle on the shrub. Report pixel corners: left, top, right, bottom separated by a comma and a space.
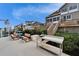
55, 32, 79, 56
23, 30, 36, 35
23, 29, 47, 35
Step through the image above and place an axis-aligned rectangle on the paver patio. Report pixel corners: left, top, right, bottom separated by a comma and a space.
0, 36, 69, 56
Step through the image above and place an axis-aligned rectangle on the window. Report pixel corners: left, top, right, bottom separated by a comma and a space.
46, 19, 49, 22
53, 18, 56, 21
67, 15, 71, 19
57, 17, 60, 20
49, 19, 52, 22
62, 15, 71, 21
69, 5, 77, 10
46, 19, 52, 22
62, 8, 67, 12
61, 6, 68, 12
63, 16, 66, 21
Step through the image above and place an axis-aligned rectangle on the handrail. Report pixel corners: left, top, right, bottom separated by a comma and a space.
47, 20, 61, 35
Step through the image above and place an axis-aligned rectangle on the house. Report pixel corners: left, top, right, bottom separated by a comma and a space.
32, 21, 44, 30
46, 3, 79, 33
23, 21, 45, 30
15, 21, 45, 31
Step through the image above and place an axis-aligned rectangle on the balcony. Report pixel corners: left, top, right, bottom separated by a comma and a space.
61, 12, 68, 15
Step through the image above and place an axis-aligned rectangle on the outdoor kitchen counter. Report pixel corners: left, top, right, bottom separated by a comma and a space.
41, 35, 64, 44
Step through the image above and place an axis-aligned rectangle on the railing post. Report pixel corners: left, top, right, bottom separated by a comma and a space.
59, 44, 62, 56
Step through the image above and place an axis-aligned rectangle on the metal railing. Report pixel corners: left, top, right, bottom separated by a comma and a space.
0, 30, 9, 38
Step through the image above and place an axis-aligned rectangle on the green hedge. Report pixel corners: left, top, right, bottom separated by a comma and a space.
23, 29, 47, 35
55, 31, 79, 56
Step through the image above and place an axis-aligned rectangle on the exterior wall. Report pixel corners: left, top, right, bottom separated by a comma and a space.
60, 4, 68, 15
68, 3, 78, 13
60, 3, 79, 21
46, 15, 61, 23
60, 3, 78, 15
61, 14, 72, 21
46, 3, 79, 34
46, 3, 79, 23
58, 27, 79, 33
61, 11, 79, 21
78, 3, 79, 10
72, 11, 79, 20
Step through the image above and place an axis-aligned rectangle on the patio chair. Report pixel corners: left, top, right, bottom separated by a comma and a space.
22, 33, 31, 42
10, 31, 19, 40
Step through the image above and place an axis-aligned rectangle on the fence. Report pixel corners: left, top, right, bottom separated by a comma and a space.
0, 29, 9, 38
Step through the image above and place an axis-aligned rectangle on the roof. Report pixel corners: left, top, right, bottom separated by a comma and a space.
59, 3, 67, 10
33, 21, 44, 25
46, 3, 66, 18
46, 10, 60, 18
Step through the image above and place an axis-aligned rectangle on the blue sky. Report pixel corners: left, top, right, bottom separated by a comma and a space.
0, 3, 63, 28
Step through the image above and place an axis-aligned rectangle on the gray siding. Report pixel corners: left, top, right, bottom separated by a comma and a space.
61, 11, 79, 21
58, 27, 79, 33
72, 11, 79, 20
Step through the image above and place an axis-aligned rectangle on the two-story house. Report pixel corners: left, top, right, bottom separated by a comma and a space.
46, 3, 79, 33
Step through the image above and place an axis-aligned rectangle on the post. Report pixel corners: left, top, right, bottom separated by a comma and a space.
5, 19, 10, 36
36, 35, 39, 47
36, 38, 38, 47
36, 35, 40, 47
59, 44, 62, 56
1, 29, 2, 37
0, 30, 1, 38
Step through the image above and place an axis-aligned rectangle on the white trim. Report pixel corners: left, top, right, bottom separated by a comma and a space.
66, 14, 72, 20
46, 17, 53, 22
53, 21, 59, 23
69, 9, 78, 13
52, 15, 61, 21
52, 15, 60, 18
77, 3, 79, 11
47, 17, 52, 19
61, 14, 72, 21
61, 12, 68, 15
61, 4, 78, 15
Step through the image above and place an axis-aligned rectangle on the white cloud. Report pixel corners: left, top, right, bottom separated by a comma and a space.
38, 3, 64, 13
12, 3, 64, 20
